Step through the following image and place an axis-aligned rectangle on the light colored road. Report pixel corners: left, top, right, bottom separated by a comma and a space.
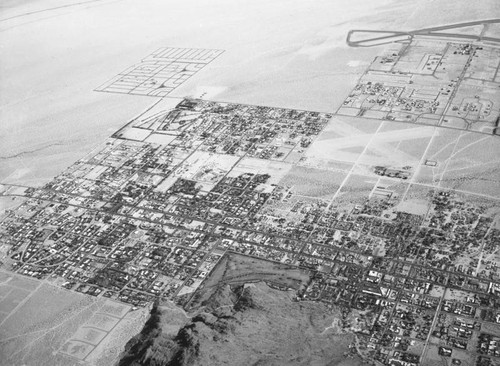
347, 18, 500, 47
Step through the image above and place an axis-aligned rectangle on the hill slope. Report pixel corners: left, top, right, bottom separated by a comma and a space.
117, 281, 367, 366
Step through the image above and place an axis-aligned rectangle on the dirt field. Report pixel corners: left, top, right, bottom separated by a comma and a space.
279, 166, 348, 199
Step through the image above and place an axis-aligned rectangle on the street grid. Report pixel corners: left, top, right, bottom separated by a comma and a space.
95, 47, 224, 97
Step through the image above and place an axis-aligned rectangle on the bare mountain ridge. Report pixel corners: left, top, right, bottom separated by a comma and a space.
117, 253, 368, 366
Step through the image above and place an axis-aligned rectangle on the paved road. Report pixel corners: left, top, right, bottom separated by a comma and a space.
347, 18, 500, 47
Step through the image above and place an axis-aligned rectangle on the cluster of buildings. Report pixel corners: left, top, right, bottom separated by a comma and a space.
339, 39, 500, 136
342, 81, 442, 117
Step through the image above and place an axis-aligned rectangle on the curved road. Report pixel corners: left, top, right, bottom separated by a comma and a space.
347, 18, 500, 47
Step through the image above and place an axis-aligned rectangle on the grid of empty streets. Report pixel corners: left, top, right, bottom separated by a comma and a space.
95, 47, 224, 97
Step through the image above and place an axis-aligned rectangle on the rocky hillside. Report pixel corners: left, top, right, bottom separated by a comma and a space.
117, 282, 367, 366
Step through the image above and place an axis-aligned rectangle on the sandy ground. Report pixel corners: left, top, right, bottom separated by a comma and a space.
0, 269, 149, 366
2, 0, 498, 186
